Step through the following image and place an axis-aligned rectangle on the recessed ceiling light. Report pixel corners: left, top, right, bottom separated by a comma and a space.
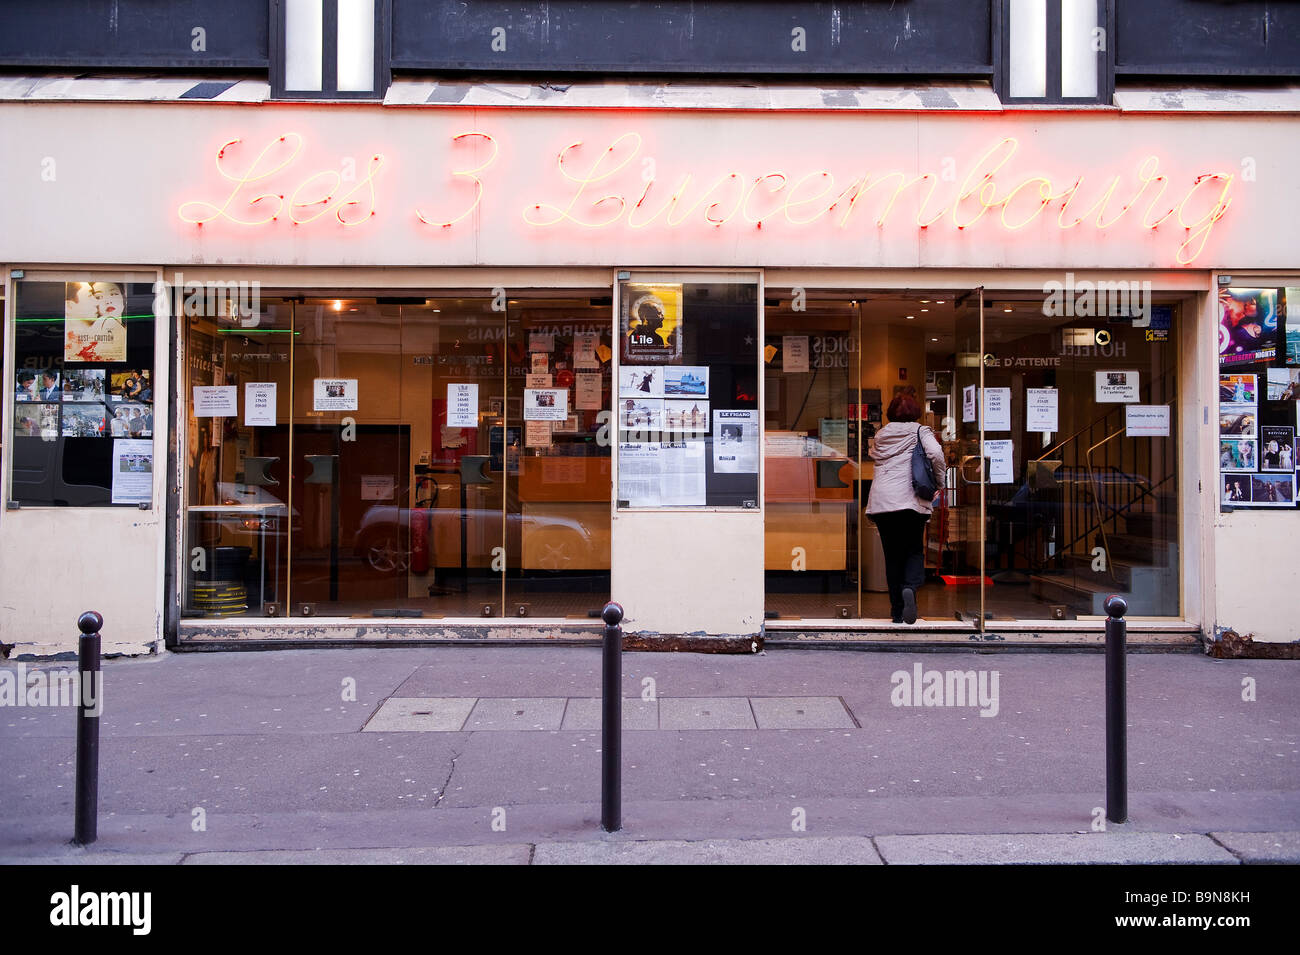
935, 300, 945, 304
920, 299, 930, 304
930, 337, 940, 342
906, 315, 915, 320
921, 309, 929, 313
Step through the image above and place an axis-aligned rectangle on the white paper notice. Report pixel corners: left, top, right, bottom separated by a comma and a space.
531, 353, 549, 375
983, 439, 1014, 484
243, 382, 276, 426
111, 438, 153, 505
525, 373, 552, 389
618, 441, 662, 507
524, 388, 569, 421
1025, 388, 1058, 433
313, 378, 358, 411
660, 440, 707, 506
983, 387, 1012, 431
528, 332, 554, 353
713, 409, 759, 473
820, 418, 849, 455
576, 373, 602, 410
575, 333, 600, 369
447, 383, 478, 428
1096, 370, 1140, 403
525, 420, 552, 447
962, 385, 977, 423
782, 336, 810, 373
360, 475, 395, 501
1126, 404, 1171, 437
193, 385, 238, 417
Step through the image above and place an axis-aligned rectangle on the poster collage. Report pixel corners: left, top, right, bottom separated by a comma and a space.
11, 282, 154, 504
616, 284, 758, 509
1217, 286, 1300, 508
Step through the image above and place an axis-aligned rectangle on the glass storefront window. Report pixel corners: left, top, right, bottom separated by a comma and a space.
763, 287, 1183, 625
10, 279, 156, 507
181, 289, 613, 620
615, 280, 760, 510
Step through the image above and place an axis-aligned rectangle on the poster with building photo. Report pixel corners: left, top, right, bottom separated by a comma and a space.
621, 283, 683, 362
620, 396, 664, 431
619, 365, 663, 398
1260, 426, 1296, 472
1218, 287, 1278, 367
111, 438, 153, 505
663, 366, 709, 397
713, 409, 759, 473
663, 399, 709, 433
1219, 437, 1257, 472
64, 281, 127, 363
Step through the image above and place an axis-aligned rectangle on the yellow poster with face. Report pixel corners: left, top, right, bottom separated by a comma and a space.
65, 281, 127, 362
622, 283, 683, 362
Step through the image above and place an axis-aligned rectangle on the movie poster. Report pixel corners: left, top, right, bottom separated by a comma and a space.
1218, 287, 1278, 367
1260, 426, 1296, 472
621, 283, 683, 363
64, 282, 127, 362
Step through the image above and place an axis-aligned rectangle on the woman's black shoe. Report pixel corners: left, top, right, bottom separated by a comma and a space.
901, 588, 917, 624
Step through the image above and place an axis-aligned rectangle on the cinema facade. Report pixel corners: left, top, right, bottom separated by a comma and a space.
1, 82, 1298, 657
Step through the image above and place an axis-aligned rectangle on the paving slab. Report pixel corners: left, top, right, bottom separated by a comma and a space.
560, 698, 660, 730
182, 845, 531, 865
466, 697, 567, 731
749, 696, 856, 730
1210, 831, 1300, 864
362, 697, 476, 732
659, 697, 757, 731
875, 832, 1239, 865
534, 836, 882, 865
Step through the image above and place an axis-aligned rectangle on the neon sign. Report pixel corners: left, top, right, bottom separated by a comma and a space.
177, 132, 1235, 265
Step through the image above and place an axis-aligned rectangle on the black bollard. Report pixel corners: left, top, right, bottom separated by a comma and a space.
73, 611, 103, 846
1104, 595, 1127, 824
601, 601, 624, 833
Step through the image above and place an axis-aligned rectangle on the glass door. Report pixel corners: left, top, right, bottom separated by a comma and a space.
504, 291, 613, 619
762, 291, 861, 620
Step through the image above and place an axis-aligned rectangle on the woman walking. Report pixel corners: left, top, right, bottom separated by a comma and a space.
866, 393, 947, 624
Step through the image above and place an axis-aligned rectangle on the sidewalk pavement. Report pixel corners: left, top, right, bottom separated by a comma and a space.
2, 646, 1297, 864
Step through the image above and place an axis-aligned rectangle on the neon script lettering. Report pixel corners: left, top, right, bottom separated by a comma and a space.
177, 132, 1234, 264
